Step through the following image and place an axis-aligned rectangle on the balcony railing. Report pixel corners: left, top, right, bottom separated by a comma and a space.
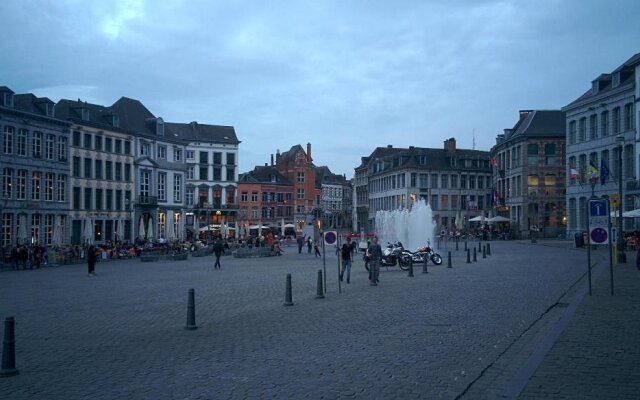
137, 195, 158, 206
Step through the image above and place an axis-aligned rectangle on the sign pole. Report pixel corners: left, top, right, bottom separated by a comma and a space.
607, 199, 614, 296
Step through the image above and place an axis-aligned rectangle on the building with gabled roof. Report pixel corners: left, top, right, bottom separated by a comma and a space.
491, 110, 566, 239
315, 166, 352, 230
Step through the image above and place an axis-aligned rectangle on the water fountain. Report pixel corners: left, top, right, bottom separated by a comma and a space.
375, 199, 435, 251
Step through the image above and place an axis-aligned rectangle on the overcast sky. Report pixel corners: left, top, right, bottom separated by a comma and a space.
1, 0, 639, 178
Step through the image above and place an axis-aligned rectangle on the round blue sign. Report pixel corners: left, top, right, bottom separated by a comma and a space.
590, 227, 608, 244
324, 231, 337, 245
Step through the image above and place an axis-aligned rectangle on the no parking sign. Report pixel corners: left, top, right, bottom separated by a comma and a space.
323, 231, 337, 246
588, 199, 610, 245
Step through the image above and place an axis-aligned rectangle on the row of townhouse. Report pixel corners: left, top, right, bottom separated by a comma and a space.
353, 139, 492, 235
0, 85, 240, 248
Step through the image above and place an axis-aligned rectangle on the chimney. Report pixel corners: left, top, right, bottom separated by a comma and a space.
387, 144, 393, 148
444, 138, 456, 154
307, 142, 312, 161
270, 154, 274, 166
276, 149, 281, 165
519, 110, 532, 122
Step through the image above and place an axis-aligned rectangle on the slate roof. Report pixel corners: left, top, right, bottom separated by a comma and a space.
279, 144, 312, 163
109, 97, 158, 137
509, 110, 566, 138
239, 165, 293, 185
315, 166, 348, 186
165, 121, 240, 145
564, 52, 640, 108
55, 98, 128, 133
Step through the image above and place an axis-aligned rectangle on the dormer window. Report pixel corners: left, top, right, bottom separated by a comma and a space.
44, 102, 54, 117
2, 92, 13, 107
111, 115, 119, 128
592, 80, 599, 94
81, 108, 90, 121
612, 72, 620, 87
156, 118, 164, 136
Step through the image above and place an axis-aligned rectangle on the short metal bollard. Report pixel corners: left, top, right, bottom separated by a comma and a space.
284, 274, 294, 306
466, 248, 471, 264
478, 241, 482, 252
455, 239, 459, 251
447, 251, 452, 268
473, 247, 477, 262
315, 270, 325, 299
1, 317, 19, 377
482, 245, 486, 259
487, 243, 491, 256
422, 257, 428, 274
184, 289, 198, 330
464, 240, 468, 251
408, 260, 414, 277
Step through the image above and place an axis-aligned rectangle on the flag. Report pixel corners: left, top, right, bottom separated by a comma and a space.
491, 187, 499, 207
490, 158, 498, 167
600, 160, 610, 185
588, 161, 599, 181
570, 167, 579, 180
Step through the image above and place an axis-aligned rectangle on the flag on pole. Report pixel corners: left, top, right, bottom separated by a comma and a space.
600, 160, 610, 185
588, 161, 600, 181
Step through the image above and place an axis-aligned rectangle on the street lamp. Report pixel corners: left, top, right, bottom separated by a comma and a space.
616, 135, 626, 263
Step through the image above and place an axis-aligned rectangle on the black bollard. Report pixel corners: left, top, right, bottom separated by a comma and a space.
478, 241, 482, 252
455, 239, 459, 251
473, 247, 477, 262
184, 289, 198, 330
1, 317, 18, 377
487, 243, 491, 256
464, 240, 468, 251
447, 251, 452, 268
482, 245, 486, 259
408, 260, 414, 277
466, 248, 471, 264
422, 256, 428, 274
315, 270, 325, 299
284, 274, 294, 306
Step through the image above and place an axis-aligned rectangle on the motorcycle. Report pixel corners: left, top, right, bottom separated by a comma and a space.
364, 242, 412, 272
408, 242, 442, 265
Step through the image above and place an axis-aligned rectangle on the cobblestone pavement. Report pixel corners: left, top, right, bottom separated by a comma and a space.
0, 240, 637, 399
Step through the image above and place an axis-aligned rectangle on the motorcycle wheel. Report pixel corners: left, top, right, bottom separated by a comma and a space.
431, 254, 443, 265
398, 255, 411, 271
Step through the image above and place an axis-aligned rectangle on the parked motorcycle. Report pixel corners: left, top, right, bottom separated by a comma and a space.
364, 242, 412, 271
411, 243, 442, 265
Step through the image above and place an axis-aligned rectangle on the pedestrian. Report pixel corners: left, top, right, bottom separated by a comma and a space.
368, 237, 383, 286
19, 245, 28, 270
87, 244, 97, 276
213, 238, 225, 269
297, 235, 304, 254
340, 237, 353, 283
307, 236, 313, 253
314, 240, 321, 258
11, 246, 19, 270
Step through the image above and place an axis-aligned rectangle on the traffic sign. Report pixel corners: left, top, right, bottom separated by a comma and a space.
323, 231, 337, 245
588, 199, 610, 245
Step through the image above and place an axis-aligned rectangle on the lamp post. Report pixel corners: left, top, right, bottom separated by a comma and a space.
616, 135, 626, 263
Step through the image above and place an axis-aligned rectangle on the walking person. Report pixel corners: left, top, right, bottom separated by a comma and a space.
87, 244, 97, 276
368, 237, 383, 286
339, 237, 353, 283
297, 235, 304, 254
314, 240, 321, 258
213, 238, 225, 269
307, 236, 313, 254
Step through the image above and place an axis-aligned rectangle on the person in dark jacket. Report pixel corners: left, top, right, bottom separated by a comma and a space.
213, 239, 225, 269
87, 245, 97, 276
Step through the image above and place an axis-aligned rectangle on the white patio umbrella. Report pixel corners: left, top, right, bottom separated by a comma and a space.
166, 211, 174, 240
83, 218, 94, 244
52, 216, 62, 245
116, 219, 125, 242
468, 216, 484, 222
138, 217, 146, 239
17, 214, 27, 245
488, 216, 511, 223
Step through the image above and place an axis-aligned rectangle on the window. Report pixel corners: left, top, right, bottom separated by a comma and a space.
84, 188, 92, 210
251, 192, 258, 202
568, 121, 576, 144
297, 172, 305, 183
589, 115, 598, 140
140, 170, 150, 197
124, 140, 131, 155
1, 213, 12, 247
226, 153, 235, 165
115, 139, 122, 154
186, 190, 194, 207
2, 168, 12, 199
57, 137, 67, 161
73, 187, 81, 210
213, 152, 222, 164
115, 189, 121, 210
140, 141, 150, 156
601, 111, 609, 137
45, 173, 54, 201
431, 174, 438, 189
17, 129, 27, 156
94, 136, 103, 151
186, 150, 195, 160
578, 118, 586, 141
72, 130, 81, 147
31, 171, 41, 200
56, 175, 66, 202
174, 175, 182, 202
450, 174, 458, 188
17, 170, 26, 200
199, 151, 208, 164
95, 189, 103, 210
83, 133, 92, 149
252, 207, 258, 219
84, 158, 92, 178
624, 103, 634, 131
105, 161, 113, 180
174, 148, 182, 162
187, 167, 194, 180
45, 134, 55, 160
199, 166, 208, 180
31, 214, 40, 245
115, 162, 122, 181
95, 160, 103, 179
410, 173, 417, 187
241, 192, 248, 202
81, 108, 90, 121
527, 144, 539, 165
297, 188, 304, 199
612, 107, 620, 134
124, 163, 131, 181
156, 119, 164, 136
469, 175, 476, 189
32, 131, 42, 158
2, 126, 14, 154
477, 176, 484, 189
440, 174, 448, 189
158, 172, 166, 201
545, 143, 556, 165
105, 137, 113, 152
213, 167, 221, 181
